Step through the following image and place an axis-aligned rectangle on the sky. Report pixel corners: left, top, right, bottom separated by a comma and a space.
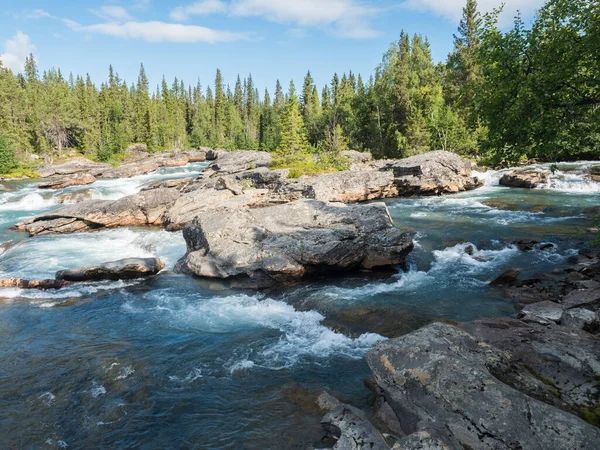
0, 0, 545, 93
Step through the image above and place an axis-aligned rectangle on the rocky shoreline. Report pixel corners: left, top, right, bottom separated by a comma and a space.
314, 246, 600, 450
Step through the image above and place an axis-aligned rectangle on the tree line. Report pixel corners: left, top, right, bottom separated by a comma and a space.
0, 0, 597, 175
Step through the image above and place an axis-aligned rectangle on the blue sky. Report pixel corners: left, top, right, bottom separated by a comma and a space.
0, 0, 545, 93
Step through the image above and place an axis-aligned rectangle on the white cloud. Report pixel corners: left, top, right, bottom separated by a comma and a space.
170, 0, 379, 38
90, 6, 133, 22
0, 31, 35, 73
70, 21, 250, 43
26, 9, 57, 19
402, 0, 546, 23
170, 1, 228, 21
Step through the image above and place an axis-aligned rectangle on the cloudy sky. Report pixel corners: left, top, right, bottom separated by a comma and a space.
0, 0, 545, 92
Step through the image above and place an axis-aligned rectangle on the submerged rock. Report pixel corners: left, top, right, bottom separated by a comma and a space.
366, 322, 600, 450
55, 258, 165, 282
39, 173, 97, 189
500, 170, 548, 188
178, 199, 413, 288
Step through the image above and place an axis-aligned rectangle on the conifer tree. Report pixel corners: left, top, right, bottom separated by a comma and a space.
273, 81, 309, 165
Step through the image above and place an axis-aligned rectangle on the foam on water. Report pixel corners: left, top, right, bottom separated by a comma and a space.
130, 291, 385, 371
475, 161, 600, 194
0, 228, 185, 281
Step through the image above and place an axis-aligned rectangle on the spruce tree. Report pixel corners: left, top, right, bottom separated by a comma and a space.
274, 81, 309, 166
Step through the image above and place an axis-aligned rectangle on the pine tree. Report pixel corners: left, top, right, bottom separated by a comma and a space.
273, 81, 309, 166
446, 0, 482, 109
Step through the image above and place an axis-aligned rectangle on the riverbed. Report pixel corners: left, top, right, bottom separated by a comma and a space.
0, 161, 598, 449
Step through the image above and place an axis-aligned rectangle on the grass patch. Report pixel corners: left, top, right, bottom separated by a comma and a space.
270, 153, 349, 179
0, 168, 40, 179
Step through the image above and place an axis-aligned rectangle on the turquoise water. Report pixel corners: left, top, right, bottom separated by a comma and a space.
0, 162, 597, 449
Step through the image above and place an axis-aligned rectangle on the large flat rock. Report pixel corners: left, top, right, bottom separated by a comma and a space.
15, 189, 180, 236
366, 322, 600, 450
178, 199, 413, 287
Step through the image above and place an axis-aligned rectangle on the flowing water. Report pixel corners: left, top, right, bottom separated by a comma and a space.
0, 161, 598, 449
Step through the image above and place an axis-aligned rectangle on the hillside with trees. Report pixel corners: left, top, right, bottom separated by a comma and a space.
0, 0, 597, 176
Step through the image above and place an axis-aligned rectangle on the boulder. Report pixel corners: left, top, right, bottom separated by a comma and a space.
371, 150, 479, 195
519, 301, 564, 325
14, 188, 180, 236
202, 150, 272, 177
181, 150, 206, 162
321, 403, 390, 450
0, 278, 67, 290
39, 173, 97, 189
490, 268, 523, 286
562, 288, 600, 309
100, 159, 160, 178
56, 190, 93, 204
299, 170, 397, 203
163, 187, 271, 231
37, 158, 110, 178
462, 317, 600, 413
178, 200, 413, 288
142, 177, 193, 191
55, 258, 165, 282
367, 322, 600, 450
155, 153, 189, 168
561, 308, 598, 331
342, 150, 373, 166
500, 170, 548, 189
205, 148, 227, 160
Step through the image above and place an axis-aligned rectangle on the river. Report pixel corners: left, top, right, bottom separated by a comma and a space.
0, 161, 598, 449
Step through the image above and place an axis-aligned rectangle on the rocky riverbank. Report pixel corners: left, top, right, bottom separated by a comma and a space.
312, 245, 600, 450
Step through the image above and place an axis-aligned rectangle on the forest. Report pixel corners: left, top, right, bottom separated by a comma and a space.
0, 0, 598, 176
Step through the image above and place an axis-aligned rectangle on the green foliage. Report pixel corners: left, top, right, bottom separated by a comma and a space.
0, 167, 39, 179
0, 1, 595, 167
475, 0, 600, 163
0, 133, 18, 174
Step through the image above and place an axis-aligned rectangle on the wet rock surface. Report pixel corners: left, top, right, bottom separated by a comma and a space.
178, 199, 414, 288
56, 258, 165, 282
500, 170, 548, 188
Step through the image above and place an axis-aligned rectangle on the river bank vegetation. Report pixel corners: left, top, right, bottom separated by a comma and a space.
0, 0, 597, 177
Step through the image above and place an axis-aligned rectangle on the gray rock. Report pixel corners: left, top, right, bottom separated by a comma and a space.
56, 257, 165, 282
367, 322, 600, 450
39, 173, 96, 189
561, 308, 598, 330
490, 268, 523, 285
462, 317, 600, 412
342, 150, 373, 166
100, 159, 161, 178
371, 150, 478, 195
205, 148, 226, 160
322, 404, 389, 450
179, 200, 413, 287
15, 188, 180, 236
37, 158, 110, 178
562, 288, 600, 309
500, 170, 548, 188
203, 150, 271, 176
520, 301, 564, 325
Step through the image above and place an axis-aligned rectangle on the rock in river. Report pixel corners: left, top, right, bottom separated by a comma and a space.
500, 170, 548, 189
39, 173, 97, 189
178, 199, 413, 288
366, 322, 600, 450
56, 258, 165, 282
